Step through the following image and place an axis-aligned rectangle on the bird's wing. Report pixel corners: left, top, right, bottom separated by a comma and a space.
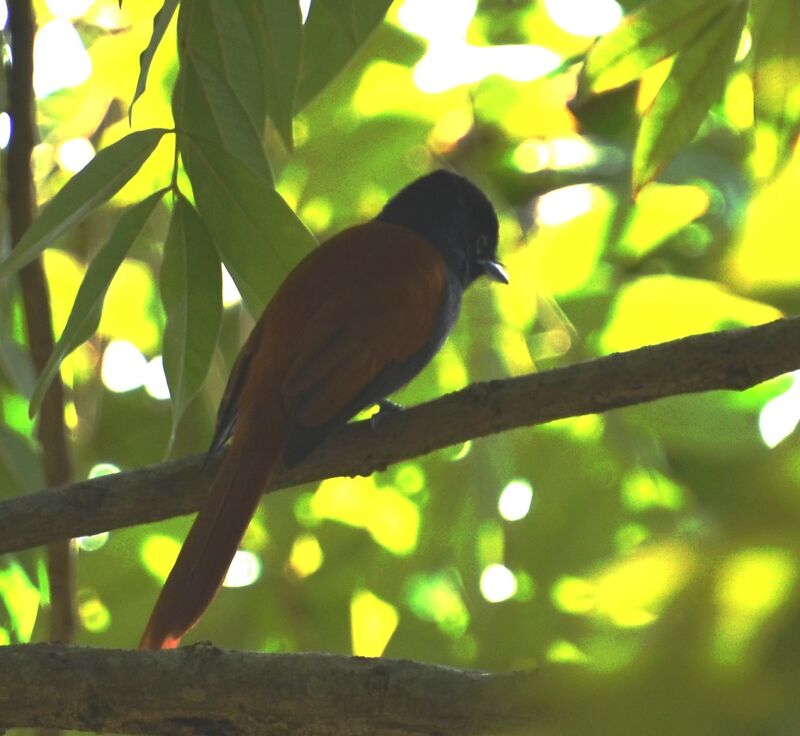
282, 223, 449, 429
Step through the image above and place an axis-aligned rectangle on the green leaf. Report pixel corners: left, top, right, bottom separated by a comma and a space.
160, 195, 223, 436
751, 0, 800, 171
297, 0, 393, 109
180, 137, 315, 317
175, 0, 273, 183
579, 0, 734, 97
129, 0, 180, 122
28, 190, 167, 419
633, 1, 747, 192
238, 0, 303, 149
0, 128, 166, 279
183, 54, 274, 183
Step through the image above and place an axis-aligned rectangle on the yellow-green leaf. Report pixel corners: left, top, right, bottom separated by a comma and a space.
633, 2, 747, 191
0, 129, 166, 279
580, 0, 733, 97
160, 195, 223, 435
297, 0, 393, 109
180, 138, 315, 317
29, 190, 167, 418
751, 0, 800, 173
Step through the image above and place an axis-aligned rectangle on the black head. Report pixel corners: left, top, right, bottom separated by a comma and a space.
377, 170, 507, 289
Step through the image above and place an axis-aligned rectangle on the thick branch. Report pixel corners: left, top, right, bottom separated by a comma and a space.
0, 316, 798, 555
0, 643, 540, 735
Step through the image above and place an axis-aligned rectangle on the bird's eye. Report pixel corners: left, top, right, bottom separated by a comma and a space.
476, 234, 489, 256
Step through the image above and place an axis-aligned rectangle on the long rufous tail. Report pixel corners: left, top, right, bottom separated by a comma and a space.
139, 426, 282, 650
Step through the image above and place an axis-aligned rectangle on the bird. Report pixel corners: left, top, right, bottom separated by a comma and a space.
139, 169, 507, 650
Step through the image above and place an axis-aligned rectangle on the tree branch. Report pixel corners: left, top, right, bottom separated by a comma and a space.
7, 0, 76, 642
0, 643, 541, 735
0, 316, 798, 555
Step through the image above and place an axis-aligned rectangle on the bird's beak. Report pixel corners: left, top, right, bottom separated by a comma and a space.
479, 259, 509, 284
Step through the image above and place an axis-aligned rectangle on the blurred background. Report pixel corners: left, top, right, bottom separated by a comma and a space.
2, 0, 800, 730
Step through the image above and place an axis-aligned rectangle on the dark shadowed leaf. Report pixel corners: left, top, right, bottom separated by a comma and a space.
297, 0, 393, 109
28, 190, 167, 418
579, 0, 733, 96
129, 0, 180, 122
0, 423, 43, 494
632, 2, 747, 192
160, 195, 223, 437
180, 137, 315, 318
0, 128, 166, 279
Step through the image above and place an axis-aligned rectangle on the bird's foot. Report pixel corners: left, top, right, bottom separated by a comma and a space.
370, 399, 403, 430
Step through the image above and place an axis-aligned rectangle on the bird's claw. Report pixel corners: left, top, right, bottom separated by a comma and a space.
370, 399, 402, 430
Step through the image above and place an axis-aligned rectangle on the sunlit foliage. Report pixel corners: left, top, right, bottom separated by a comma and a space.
1, 0, 800, 730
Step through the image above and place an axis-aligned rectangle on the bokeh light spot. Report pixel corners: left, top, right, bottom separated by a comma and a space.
714, 548, 797, 664
546, 639, 589, 664
545, 0, 623, 36
288, 533, 324, 579
221, 265, 242, 308
34, 19, 91, 98
480, 564, 517, 603
46, 0, 93, 17
405, 571, 469, 637
551, 575, 595, 614
395, 464, 426, 495
351, 589, 399, 657
223, 550, 262, 588
57, 137, 95, 172
0, 561, 40, 642
144, 356, 170, 400
300, 197, 333, 232
759, 371, 800, 448
536, 184, 594, 226
140, 534, 181, 582
101, 340, 147, 393
498, 478, 534, 521
621, 469, 684, 512
77, 532, 109, 552
311, 476, 420, 555
0, 112, 10, 149
592, 543, 695, 628
88, 462, 120, 479
77, 589, 111, 633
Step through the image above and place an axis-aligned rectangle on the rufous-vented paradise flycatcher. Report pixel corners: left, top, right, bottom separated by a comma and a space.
139, 169, 507, 650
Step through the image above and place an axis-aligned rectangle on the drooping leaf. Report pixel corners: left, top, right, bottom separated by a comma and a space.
238, 0, 303, 149
202, 0, 266, 132
632, 2, 747, 192
579, 0, 733, 97
183, 55, 274, 182
180, 138, 315, 317
28, 190, 167, 418
297, 0, 393, 109
0, 128, 166, 279
160, 195, 223, 435
129, 0, 180, 122
175, 0, 273, 182
751, 0, 800, 172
